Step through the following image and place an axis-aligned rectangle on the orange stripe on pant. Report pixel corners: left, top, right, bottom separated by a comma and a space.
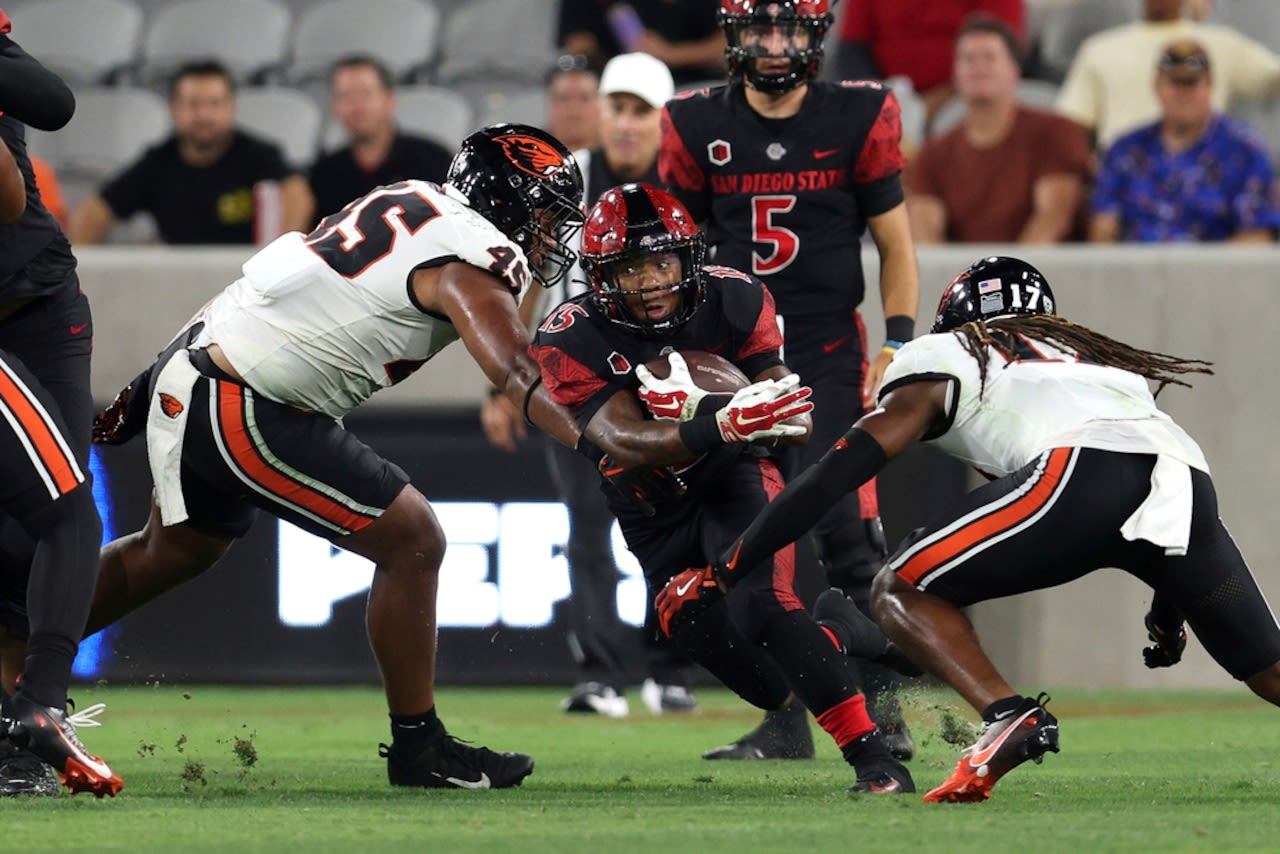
896, 448, 1074, 587
0, 364, 80, 495
216, 382, 374, 534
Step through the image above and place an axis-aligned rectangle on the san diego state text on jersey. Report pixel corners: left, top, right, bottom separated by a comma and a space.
660, 81, 905, 315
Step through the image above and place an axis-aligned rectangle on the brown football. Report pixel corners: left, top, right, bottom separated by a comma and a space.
642, 350, 750, 392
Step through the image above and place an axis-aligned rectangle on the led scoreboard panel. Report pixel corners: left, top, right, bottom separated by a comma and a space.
82, 410, 965, 685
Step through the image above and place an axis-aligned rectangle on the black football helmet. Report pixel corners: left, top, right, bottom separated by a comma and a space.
580, 183, 707, 337
719, 0, 833, 94
932, 256, 1057, 334
446, 123, 585, 289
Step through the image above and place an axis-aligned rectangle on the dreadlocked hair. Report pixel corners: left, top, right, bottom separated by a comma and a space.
953, 314, 1214, 398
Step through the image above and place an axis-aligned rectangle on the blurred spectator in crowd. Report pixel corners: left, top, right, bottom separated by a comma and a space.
1057, 0, 1280, 149
484, 52, 698, 717
30, 156, 65, 228
308, 56, 452, 229
558, 0, 725, 86
546, 54, 602, 153
1090, 40, 1280, 243
834, 0, 1024, 125
68, 60, 312, 246
907, 16, 1089, 244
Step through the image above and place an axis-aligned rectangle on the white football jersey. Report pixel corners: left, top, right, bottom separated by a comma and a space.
194, 181, 530, 418
879, 331, 1209, 477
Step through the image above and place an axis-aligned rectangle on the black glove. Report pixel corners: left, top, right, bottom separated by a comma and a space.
92, 365, 154, 445
1142, 610, 1187, 669
597, 454, 686, 517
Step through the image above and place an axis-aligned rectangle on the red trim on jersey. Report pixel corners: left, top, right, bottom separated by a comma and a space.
854, 91, 906, 184
896, 447, 1074, 586
0, 10, 10, 33
215, 382, 374, 533
735, 283, 784, 362
815, 693, 876, 749
659, 106, 706, 193
532, 344, 610, 410
853, 310, 880, 519
759, 458, 804, 612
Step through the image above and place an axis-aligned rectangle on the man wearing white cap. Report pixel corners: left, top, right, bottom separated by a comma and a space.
481, 53, 697, 717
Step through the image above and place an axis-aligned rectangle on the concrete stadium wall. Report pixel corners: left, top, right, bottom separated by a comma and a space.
77, 244, 1280, 692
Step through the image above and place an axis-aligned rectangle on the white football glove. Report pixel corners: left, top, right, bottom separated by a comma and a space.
715, 374, 814, 444
635, 352, 707, 421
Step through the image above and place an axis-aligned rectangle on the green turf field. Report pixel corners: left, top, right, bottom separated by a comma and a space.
2, 684, 1278, 852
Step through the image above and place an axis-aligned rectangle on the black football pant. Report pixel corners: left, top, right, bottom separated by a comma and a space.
622, 456, 862, 717
545, 437, 690, 689
0, 279, 101, 707
775, 311, 902, 716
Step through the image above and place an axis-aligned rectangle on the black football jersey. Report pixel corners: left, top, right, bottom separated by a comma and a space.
659, 80, 905, 317
0, 116, 75, 300
531, 265, 785, 518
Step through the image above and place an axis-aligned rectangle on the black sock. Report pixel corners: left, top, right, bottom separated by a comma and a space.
841, 727, 891, 767
981, 695, 1025, 724
390, 707, 444, 747
20, 634, 79, 708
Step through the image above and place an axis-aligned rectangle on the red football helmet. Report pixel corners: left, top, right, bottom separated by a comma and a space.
719, 0, 833, 94
580, 183, 706, 337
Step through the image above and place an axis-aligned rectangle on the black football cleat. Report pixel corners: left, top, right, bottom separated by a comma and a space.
702, 698, 815, 760
0, 741, 59, 797
380, 733, 534, 789
4, 693, 122, 797
924, 693, 1059, 803
849, 758, 916, 794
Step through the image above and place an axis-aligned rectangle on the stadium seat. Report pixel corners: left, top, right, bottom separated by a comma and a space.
1036, 0, 1142, 81
319, 86, 473, 154
236, 87, 324, 170
286, 0, 441, 85
435, 0, 558, 85
139, 0, 292, 85
26, 88, 169, 184
1211, 0, 1280, 52
7, 0, 143, 85
469, 86, 548, 132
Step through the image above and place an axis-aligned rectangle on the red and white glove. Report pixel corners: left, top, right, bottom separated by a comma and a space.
715, 374, 813, 444
655, 565, 721, 637
635, 352, 706, 421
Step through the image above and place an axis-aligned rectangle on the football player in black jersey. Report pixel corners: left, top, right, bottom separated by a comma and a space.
531, 182, 915, 794
0, 13, 122, 797
659, 0, 921, 761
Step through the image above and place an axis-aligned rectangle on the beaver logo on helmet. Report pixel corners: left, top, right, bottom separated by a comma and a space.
494, 134, 567, 179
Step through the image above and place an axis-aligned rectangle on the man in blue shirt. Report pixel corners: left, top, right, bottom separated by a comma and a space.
1090, 39, 1280, 244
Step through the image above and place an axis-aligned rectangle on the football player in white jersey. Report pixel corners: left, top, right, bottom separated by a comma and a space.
657, 255, 1280, 803
87, 124, 586, 790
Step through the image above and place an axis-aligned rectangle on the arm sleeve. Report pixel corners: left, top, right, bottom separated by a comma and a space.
729, 278, 785, 375
853, 89, 907, 184
531, 341, 617, 433
0, 34, 75, 130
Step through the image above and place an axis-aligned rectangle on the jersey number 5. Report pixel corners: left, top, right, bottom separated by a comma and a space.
305, 182, 441, 278
751, 195, 799, 276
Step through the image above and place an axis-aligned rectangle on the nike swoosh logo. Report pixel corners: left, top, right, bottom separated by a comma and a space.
69, 323, 90, 335
436, 771, 491, 789
822, 335, 851, 353
813, 148, 840, 159
675, 577, 698, 596
968, 709, 1037, 768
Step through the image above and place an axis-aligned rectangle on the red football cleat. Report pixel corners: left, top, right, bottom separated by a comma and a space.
924, 694, 1058, 804
4, 694, 123, 798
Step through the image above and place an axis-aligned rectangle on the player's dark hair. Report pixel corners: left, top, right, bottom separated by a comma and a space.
330, 55, 395, 91
169, 59, 236, 98
954, 315, 1213, 397
956, 13, 1023, 64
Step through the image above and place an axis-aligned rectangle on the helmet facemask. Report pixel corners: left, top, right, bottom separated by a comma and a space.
721, 2, 831, 94
587, 236, 706, 337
